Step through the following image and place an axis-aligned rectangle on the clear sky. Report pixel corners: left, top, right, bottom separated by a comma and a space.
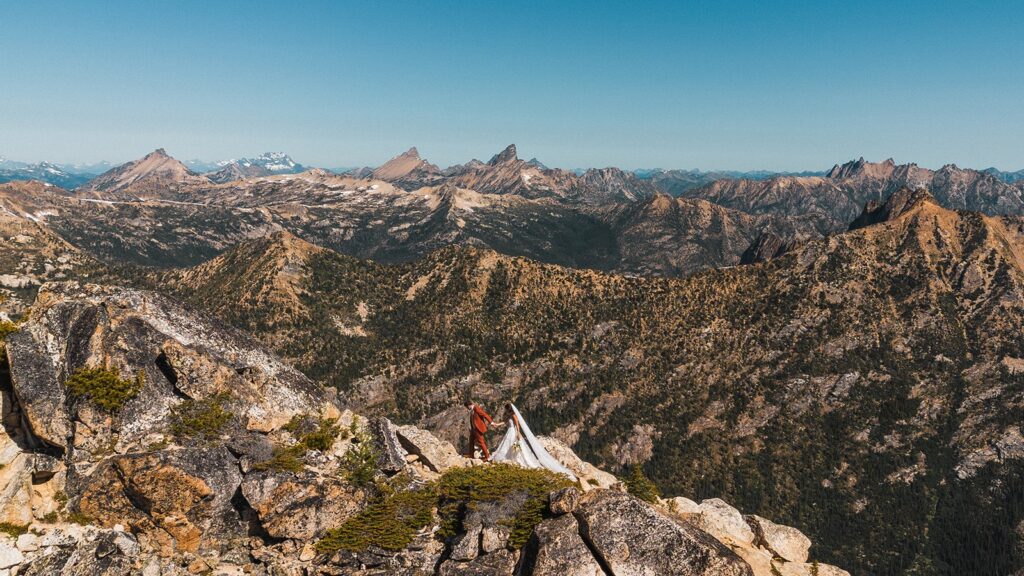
1, 0, 1022, 171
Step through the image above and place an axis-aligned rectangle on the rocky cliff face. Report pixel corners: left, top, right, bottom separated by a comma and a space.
0, 280, 845, 575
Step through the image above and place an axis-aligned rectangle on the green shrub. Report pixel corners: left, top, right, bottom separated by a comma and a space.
282, 414, 304, 433
301, 418, 340, 452
170, 393, 233, 442
64, 367, 142, 412
315, 481, 437, 554
438, 463, 573, 549
254, 444, 306, 473
340, 429, 378, 488
0, 320, 16, 342
66, 511, 94, 525
624, 465, 659, 503
0, 522, 27, 537
0, 320, 17, 358
254, 415, 342, 473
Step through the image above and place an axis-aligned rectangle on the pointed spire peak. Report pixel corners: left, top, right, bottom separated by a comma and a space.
827, 156, 897, 180
402, 147, 421, 159
488, 144, 518, 166
150, 148, 169, 158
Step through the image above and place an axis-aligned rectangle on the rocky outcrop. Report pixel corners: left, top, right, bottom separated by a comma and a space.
5, 281, 335, 448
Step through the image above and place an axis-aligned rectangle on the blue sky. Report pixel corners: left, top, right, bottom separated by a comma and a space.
1, 0, 1022, 170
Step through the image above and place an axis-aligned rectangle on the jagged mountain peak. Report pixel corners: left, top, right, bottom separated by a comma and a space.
488, 144, 519, 166
206, 152, 305, 183
827, 157, 897, 180
372, 147, 441, 185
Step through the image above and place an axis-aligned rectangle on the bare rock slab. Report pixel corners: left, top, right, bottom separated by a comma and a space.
574, 490, 753, 576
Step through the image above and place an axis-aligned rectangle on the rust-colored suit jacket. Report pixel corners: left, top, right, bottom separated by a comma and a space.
470, 405, 493, 434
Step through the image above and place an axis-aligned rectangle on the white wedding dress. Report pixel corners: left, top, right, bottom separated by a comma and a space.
490, 404, 577, 481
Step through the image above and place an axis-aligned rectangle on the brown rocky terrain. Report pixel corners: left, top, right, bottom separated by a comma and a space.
0, 280, 846, 575
143, 188, 1024, 575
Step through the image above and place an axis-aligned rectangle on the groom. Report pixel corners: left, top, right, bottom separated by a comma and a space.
464, 400, 493, 461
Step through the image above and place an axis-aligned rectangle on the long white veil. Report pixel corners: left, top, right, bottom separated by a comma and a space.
504, 404, 577, 481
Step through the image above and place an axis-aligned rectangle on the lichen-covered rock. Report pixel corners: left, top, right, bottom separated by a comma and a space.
548, 486, 580, 515
439, 548, 518, 575
75, 446, 242, 556
0, 542, 23, 569
520, 514, 604, 576
371, 417, 408, 474
327, 529, 446, 575
450, 524, 482, 562
18, 528, 139, 575
241, 471, 365, 540
480, 525, 510, 554
746, 514, 811, 563
574, 490, 752, 576
815, 563, 851, 576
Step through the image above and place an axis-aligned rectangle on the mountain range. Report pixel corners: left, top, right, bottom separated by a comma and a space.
0, 148, 1019, 280
1, 143, 1024, 573
680, 157, 1024, 235
0, 162, 93, 189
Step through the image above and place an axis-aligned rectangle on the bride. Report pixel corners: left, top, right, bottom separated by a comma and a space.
490, 403, 577, 481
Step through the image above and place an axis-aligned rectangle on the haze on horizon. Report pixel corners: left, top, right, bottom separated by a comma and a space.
1, 0, 1022, 172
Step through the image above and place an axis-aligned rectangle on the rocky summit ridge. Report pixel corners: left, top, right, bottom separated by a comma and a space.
0, 280, 847, 575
